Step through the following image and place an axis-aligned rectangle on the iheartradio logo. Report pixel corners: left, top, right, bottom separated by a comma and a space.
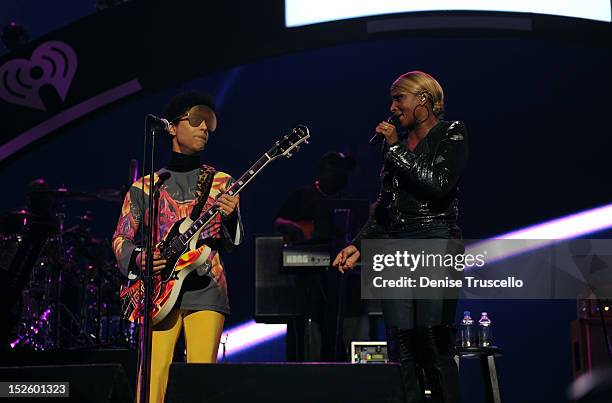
0, 41, 77, 111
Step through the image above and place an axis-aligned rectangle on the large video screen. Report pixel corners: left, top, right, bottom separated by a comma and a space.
285, 0, 612, 27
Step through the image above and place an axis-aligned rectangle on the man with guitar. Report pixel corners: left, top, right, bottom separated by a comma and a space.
112, 91, 242, 403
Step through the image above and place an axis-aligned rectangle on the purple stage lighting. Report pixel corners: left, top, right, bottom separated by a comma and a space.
217, 320, 286, 360
496, 203, 612, 240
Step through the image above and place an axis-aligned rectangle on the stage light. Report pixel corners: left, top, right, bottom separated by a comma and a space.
496, 203, 612, 240
217, 320, 286, 360
285, 0, 612, 27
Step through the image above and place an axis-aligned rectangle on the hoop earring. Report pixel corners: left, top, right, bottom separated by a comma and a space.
413, 104, 430, 125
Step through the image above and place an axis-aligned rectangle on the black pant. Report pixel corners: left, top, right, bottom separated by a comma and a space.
377, 225, 462, 329
382, 298, 457, 329
377, 225, 462, 403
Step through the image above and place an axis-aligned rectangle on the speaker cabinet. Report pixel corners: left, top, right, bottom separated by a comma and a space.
254, 236, 301, 321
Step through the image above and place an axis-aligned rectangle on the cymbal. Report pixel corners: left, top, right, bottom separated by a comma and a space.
94, 187, 125, 202
64, 227, 104, 246
4, 208, 30, 217
0, 208, 30, 233
28, 186, 97, 202
0, 208, 30, 223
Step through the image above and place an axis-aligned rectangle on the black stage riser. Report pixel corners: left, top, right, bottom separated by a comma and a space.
166, 363, 404, 403
0, 363, 132, 403
0, 348, 138, 391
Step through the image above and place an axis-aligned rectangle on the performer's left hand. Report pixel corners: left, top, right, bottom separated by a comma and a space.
376, 120, 399, 145
216, 194, 239, 219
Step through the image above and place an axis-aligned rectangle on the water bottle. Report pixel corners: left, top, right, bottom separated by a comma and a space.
478, 312, 493, 347
459, 311, 476, 347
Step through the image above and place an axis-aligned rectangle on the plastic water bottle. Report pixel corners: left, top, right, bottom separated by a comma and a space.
460, 311, 476, 347
478, 312, 493, 347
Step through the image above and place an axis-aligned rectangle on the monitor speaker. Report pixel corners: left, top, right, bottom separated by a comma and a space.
254, 236, 301, 321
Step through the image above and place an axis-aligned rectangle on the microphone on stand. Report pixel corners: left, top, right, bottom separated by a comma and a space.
369, 114, 399, 145
147, 114, 171, 132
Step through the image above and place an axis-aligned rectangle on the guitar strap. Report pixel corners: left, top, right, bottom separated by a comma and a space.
190, 164, 217, 221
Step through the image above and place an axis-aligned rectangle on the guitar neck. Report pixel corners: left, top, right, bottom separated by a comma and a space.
226, 152, 273, 197
178, 153, 273, 244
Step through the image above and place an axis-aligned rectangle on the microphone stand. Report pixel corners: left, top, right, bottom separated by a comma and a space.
138, 124, 159, 403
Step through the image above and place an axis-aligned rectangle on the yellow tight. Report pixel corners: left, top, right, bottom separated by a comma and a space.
140, 309, 225, 403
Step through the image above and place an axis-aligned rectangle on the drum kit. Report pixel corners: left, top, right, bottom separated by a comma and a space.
1, 184, 138, 351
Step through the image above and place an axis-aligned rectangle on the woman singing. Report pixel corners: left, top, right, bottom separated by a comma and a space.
333, 71, 468, 403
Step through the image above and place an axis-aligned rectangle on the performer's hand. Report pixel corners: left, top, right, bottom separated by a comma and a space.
332, 245, 361, 273
216, 194, 239, 219
376, 120, 399, 145
137, 250, 167, 272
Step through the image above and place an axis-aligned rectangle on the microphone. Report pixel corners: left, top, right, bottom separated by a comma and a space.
147, 114, 171, 132
369, 114, 399, 145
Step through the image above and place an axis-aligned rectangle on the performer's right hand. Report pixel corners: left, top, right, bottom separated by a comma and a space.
376, 120, 399, 145
136, 250, 167, 272
332, 245, 360, 273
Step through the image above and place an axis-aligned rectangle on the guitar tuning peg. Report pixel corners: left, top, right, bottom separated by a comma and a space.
286, 153, 293, 158
304, 139, 309, 145
295, 146, 300, 152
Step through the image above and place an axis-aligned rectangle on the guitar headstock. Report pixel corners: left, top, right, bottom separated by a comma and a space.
268, 125, 310, 160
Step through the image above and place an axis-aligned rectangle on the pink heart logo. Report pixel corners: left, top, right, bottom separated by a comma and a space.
0, 41, 77, 111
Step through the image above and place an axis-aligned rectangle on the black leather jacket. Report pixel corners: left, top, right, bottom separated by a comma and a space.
353, 120, 468, 244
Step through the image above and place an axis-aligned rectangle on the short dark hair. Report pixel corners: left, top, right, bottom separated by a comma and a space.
163, 90, 216, 122
162, 90, 217, 149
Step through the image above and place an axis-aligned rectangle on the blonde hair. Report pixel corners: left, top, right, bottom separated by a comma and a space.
391, 71, 444, 116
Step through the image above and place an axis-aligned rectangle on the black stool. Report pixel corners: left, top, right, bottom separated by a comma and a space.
455, 346, 503, 403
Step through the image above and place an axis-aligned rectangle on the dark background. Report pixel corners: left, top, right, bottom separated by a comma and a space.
1, 3, 611, 402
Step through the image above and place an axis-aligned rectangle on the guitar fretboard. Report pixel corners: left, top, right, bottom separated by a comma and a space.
176, 153, 272, 246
